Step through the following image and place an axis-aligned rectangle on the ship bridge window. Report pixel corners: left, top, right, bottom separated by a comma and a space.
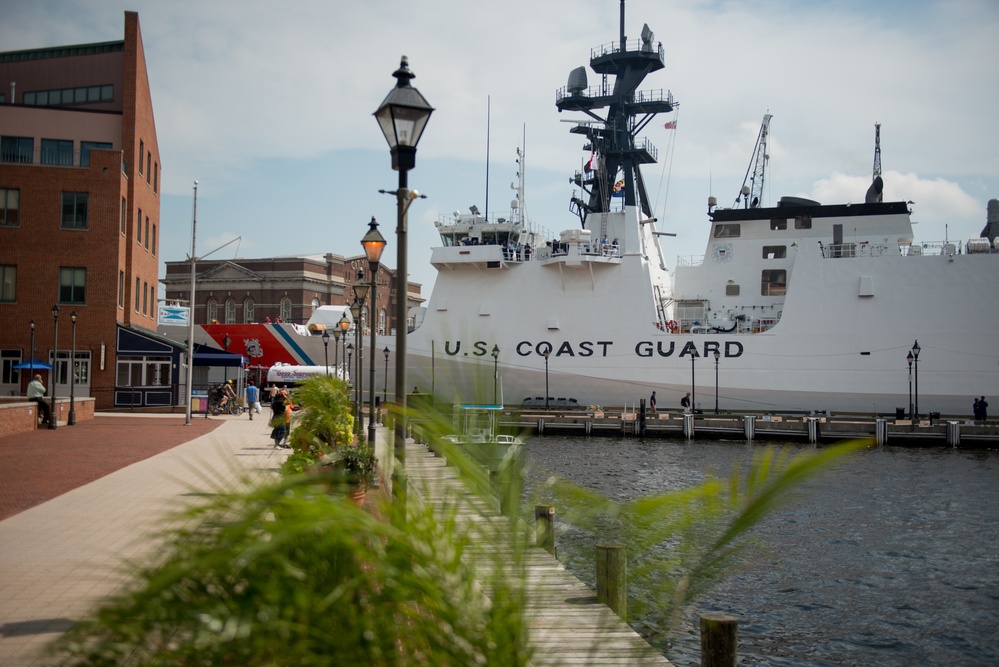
794, 215, 812, 229
761, 269, 787, 296
762, 245, 787, 259
713, 223, 741, 238
770, 218, 787, 230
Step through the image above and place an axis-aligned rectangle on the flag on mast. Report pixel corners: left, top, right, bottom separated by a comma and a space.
664, 120, 677, 130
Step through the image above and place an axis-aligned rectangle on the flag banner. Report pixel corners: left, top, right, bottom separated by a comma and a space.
664, 120, 677, 129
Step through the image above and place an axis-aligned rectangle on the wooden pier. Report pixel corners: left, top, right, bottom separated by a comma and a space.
404, 439, 674, 666
503, 410, 998, 447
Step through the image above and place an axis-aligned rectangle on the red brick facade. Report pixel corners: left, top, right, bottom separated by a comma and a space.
162, 255, 423, 332
0, 12, 166, 409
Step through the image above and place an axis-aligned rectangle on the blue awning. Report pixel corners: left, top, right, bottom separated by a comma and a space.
12, 360, 52, 370
192, 343, 244, 367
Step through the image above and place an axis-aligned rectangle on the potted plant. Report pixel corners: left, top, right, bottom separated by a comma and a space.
317, 441, 377, 504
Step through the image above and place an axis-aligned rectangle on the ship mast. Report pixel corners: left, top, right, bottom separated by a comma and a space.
734, 113, 772, 209
556, 0, 676, 228
872, 122, 882, 203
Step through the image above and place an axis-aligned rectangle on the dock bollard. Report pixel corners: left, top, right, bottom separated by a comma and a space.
743, 415, 755, 442
683, 413, 695, 439
875, 418, 888, 446
537, 418, 545, 435
535, 505, 556, 557
700, 613, 738, 667
595, 544, 627, 619
946, 421, 961, 447
807, 417, 821, 444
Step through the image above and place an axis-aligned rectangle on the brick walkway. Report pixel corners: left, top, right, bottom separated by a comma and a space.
0, 415, 223, 521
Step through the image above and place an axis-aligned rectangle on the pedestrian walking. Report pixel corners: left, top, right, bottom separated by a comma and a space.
245, 381, 260, 420
681, 392, 691, 413
649, 390, 657, 415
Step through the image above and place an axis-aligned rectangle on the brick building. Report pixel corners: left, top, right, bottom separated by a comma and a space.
161, 253, 423, 334
0, 12, 179, 409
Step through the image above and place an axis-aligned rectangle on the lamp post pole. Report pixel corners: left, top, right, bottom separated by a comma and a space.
383, 346, 390, 418
69, 311, 77, 425
361, 217, 387, 446
492, 344, 500, 405
322, 330, 330, 377
222, 333, 231, 386
351, 278, 368, 437
375, 55, 434, 509
185, 181, 198, 426
29, 319, 35, 385
333, 328, 340, 376
338, 315, 350, 379
912, 340, 921, 420
906, 350, 914, 420
50, 305, 59, 430
543, 349, 550, 409
690, 347, 699, 414
713, 349, 720, 414
346, 344, 353, 405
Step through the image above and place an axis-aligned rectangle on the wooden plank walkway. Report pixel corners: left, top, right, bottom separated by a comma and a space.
403, 441, 673, 666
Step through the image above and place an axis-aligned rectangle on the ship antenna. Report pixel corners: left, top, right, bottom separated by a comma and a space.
485, 95, 491, 221
619, 0, 626, 50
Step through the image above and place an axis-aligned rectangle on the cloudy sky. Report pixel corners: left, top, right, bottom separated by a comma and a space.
4, 0, 997, 293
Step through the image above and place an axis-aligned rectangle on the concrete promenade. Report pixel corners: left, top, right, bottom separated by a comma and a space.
0, 413, 286, 665
0, 413, 671, 666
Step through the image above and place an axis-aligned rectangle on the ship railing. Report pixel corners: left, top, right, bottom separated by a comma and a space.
555, 83, 674, 109
675, 255, 705, 268
821, 240, 967, 259
590, 38, 665, 62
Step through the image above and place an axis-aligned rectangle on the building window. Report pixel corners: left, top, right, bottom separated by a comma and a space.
2, 350, 22, 385
762, 245, 787, 259
243, 298, 255, 323
144, 216, 149, 250
725, 283, 740, 296
280, 298, 292, 322
1, 188, 19, 226
59, 267, 86, 304
0, 265, 15, 302
135, 277, 141, 311
713, 223, 741, 238
138, 140, 144, 175
81, 141, 112, 167
379, 308, 386, 335
142, 282, 148, 315
225, 298, 236, 324
207, 298, 218, 323
770, 218, 787, 231
152, 224, 157, 256
1, 136, 33, 163
761, 269, 787, 296
41, 139, 74, 166
54, 350, 90, 388
118, 270, 124, 308
794, 215, 812, 230
311, 297, 320, 314
153, 163, 158, 193
136, 208, 142, 243
61, 192, 88, 229
116, 355, 170, 387
146, 154, 151, 183
23, 84, 113, 107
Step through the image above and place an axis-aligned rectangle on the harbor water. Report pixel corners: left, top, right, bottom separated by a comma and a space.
523, 435, 999, 666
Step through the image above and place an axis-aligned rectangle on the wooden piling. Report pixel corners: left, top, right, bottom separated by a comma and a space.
699, 613, 738, 667
595, 544, 627, 618
535, 504, 556, 556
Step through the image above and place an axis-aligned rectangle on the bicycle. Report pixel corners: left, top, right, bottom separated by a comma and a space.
208, 398, 243, 416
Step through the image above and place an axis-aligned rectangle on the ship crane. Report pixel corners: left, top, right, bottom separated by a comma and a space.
734, 113, 772, 209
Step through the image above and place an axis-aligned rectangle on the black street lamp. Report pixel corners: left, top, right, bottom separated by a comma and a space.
50, 305, 59, 430
543, 349, 550, 409
345, 343, 353, 396
349, 303, 362, 435
492, 344, 500, 405
69, 311, 77, 426
911, 340, 921, 420
690, 346, 699, 414
222, 333, 231, 385
374, 55, 434, 505
322, 329, 330, 377
338, 314, 350, 379
906, 349, 914, 420
361, 216, 387, 446
713, 349, 720, 414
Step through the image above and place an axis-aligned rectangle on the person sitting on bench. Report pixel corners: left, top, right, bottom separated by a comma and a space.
27, 374, 51, 425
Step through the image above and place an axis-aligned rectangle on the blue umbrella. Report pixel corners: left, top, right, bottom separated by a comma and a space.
12, 360, 52, 370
